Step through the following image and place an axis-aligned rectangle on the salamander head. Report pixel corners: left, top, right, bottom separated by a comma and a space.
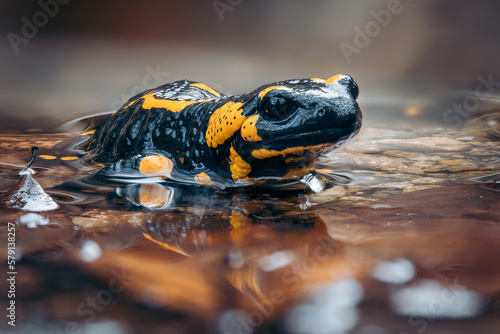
242, 74, 361, 150
207, 74, 362, 183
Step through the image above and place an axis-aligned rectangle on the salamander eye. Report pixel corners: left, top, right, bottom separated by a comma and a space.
262, 97, 298, 122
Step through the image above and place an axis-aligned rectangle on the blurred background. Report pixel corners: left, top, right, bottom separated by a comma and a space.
1, 0, 500, 130
1, 2, 500, 333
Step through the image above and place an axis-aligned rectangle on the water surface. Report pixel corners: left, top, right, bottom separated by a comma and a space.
0, 108, 499, 334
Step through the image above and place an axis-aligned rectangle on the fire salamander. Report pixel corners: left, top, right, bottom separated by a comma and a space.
80, 74, 362, 188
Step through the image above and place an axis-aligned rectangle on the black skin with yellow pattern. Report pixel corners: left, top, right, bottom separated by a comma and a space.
84, 74, 362, 188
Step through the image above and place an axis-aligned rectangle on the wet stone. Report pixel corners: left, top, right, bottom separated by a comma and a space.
438, 159, 467, 166
343, 141, 381, 154
411, 177, 442, 185
382, 150, 418, 158
334, 196, 378, 207
336, 153, 405, 172
409, 155, 442, 162
467, 141, 484, 147
377, 137, 473, 152
469, 148, 494, 156
423, 165, 451, 173
325, 127, 500, 201
371, 189, 403, 199
397, 166, 425, 175
403, 184, 441, 192
428, 172, 451, 178
446, 163, 479, 173
309, 185, 346, 203
338, 184, 370, 193
459, 170, 500, 179
410, 161, 436, 169
374, 181, 413, 190
457, 136, 475, 141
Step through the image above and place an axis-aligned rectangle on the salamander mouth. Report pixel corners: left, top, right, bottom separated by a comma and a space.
269, 122, 361, 147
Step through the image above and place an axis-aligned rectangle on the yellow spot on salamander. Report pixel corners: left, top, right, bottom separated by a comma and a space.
142, 95, 199, 111
39, 155, 57, 160
251, 144, 333, 159
190, 82, 221, 96
82, 130, 95, 135
125, 92, 215, 112
206, 102, 245, 148
310, 78, 325, 83
325, 74, 347, 84
241, 115, 262, 142
138, 155, 174, 176
60, 156, 78, 161
194, 172, 215, 186
259, 86, 292, 100
229, 147, 252, 180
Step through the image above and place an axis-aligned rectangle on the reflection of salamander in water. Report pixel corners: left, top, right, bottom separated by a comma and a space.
79, 74, 362, 188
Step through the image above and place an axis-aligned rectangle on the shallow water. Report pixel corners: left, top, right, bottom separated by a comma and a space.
0, 109, 500, 334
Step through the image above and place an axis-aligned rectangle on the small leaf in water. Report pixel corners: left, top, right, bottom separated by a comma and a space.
0, 146, 59, 211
